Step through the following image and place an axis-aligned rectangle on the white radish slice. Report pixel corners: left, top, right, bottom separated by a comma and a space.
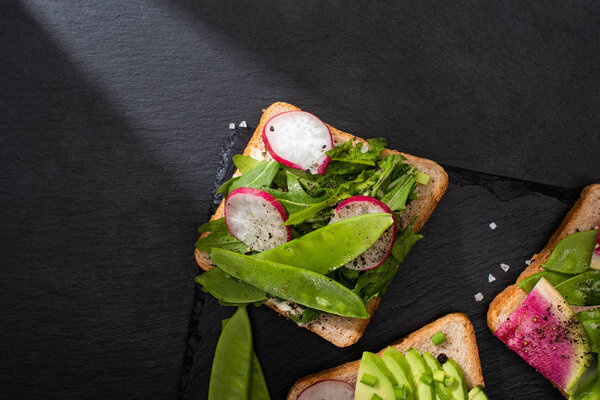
330, 195, 397, 270
263, 110, 333, 175
296, 380, 355, 400
224, 187, 291, 252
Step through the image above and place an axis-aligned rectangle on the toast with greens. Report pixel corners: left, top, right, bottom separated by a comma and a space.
488, 184, 600, 398
287, 313, 486, 400
195, 102, 448, 347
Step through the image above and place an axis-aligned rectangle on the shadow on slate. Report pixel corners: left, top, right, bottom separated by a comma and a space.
0, 4, 201, 400
169, 0, 600, 189
181, 123, 581, 400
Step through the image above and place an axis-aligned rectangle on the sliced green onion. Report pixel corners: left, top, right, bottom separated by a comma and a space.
420, 373, 434, 385
370, 394, 383, 400
394, 385, 407, 399
445, 376, 456, 387
416, 172, 430, 185
431, 331, 446, 346
360, 373, 378, 387
433, 369, 446, 382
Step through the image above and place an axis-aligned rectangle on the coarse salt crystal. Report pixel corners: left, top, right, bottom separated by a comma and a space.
489, 222, 497, 230
229, 123, 236, 130
525, 259, 531, 265
500, 263, 510, 272
239, 121, 247, 128
474, 292, 484, 302
488, 274, 496, 283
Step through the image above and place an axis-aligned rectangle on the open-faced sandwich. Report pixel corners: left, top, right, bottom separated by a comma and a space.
488, 184, 600, 398
194, 102, 448, 347
287, 313, 486, 400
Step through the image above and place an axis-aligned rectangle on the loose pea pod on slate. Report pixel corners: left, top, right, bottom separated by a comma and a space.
555, 270, 600, 306
210, 248, 370, 318
543, 229, 598, 274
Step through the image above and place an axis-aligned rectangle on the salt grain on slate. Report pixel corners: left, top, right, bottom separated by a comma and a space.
525, 259, 531, 265
229, 123, 235, 129
489, 222, 497, 230
474, 292, 484, 301
239, 121, 247, 128
488, 274, 496, 283
500, 263, 510, 272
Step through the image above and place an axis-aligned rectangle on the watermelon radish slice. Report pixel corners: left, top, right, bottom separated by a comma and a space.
296, 380, 354, 400
330, 196, 397, 270
495, 277, 591, 394
263, 111, 333, 175
224, 187, 291, 252
589, 227, 600, 270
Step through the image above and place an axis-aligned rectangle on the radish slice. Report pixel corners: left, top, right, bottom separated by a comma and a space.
225, 187, 291, 252
330, 196, 397, 270
296, 380, 354, 400
263, 111, 333, 175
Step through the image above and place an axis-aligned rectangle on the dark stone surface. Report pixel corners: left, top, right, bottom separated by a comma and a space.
1, 1, 599, 400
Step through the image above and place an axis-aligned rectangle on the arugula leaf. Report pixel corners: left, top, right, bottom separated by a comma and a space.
262, 172, 328, 214
217, 160, 280, 196
216, 176, 239, 195
381, 171, 417, 211
325, 138, 387, 175
391, 224, 423, 262
283, 181, 355, 226
198, 218, 228, 234
294, 308, 322, 324
233, 154, 261, 173
354, 258, 400, 302
195, 231, 247, 253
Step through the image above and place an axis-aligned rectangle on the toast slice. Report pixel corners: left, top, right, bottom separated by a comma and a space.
286, 313, 484, 399
195, 102, 448, 347
487, 183, 600, 396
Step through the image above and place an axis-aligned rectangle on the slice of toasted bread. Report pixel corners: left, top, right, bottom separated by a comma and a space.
286, 313, 484, 399
195, 102, 448, 347
487, 183, 600, 397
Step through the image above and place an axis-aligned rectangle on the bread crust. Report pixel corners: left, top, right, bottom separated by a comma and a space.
195, 102, 448, 347
487, 184, 600, 397
286, 313, 484, 399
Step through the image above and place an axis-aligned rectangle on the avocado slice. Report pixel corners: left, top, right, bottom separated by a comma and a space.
442, 359, 468, 400
355, 351, 397, 400
423, 352, 452, 400
381, 347, 416, 400
405, 348, 434, 400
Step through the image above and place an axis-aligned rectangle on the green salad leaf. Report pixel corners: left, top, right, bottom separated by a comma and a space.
217, 160, 280, 196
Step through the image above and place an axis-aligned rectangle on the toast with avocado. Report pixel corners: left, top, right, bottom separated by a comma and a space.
287, 313, 486, 400
194, 102, 448, 347
488, 184, 600, 398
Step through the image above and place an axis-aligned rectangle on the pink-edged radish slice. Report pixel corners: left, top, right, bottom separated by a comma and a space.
590, 226, 600, 270
263, 111, 333, 175
330, 196, 397, 270
296, 380, 355, 400
224, 187, 291, 252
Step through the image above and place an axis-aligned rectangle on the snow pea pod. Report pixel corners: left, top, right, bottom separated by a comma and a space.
555, 270, 600, 306
255, 213, 394, 275
581, 319, 600, 353
209, 307, 253, 400
249, 351, 270, 400
543, 230, 598, 274
210, 248, 369, 318
518, 270, 571, 293
195, 268, 267, 304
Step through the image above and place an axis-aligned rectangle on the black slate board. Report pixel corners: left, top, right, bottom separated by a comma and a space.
1, 1, 600, 399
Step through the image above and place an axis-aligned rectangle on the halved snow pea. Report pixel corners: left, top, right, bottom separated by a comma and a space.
555, 270, 600, 306
255, 213, 394, 275
195, 268, 267, 304
518, 270, 571, 293
210, 248, 370, 318
249, 351, 271, 400
543, 229, 598, 274
209, 307, 253, 400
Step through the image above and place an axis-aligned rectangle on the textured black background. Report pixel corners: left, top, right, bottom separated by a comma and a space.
2, 1, 600, 399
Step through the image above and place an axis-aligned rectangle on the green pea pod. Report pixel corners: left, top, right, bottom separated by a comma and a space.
555, 270, 600, 306
210, 248, 369, 319
195, 268, 267, 304
209, 307, 253, 400
543, 230, 598, 274
579, 310, 600, 321
255, 213, 394, 275
249, 351, 270, 400
581, 319, 600, 353
518, 270, 572, 293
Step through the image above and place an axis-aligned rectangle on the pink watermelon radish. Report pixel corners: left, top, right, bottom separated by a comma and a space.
296, 380, 354, 400
495, 277, 591, 394
330, 196, 397, 270
589, 227, 600, 270
224, 187, 291, 252
263, 111, 333, 175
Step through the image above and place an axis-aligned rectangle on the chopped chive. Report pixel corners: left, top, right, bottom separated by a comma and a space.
431, 331, 446, 346
394, 385, 407, 399
370, 394, 383, 400
360, 373, 378, 387
420, 373, 434, 385
468, 386, 482, 397
435, 384, 450, 400
416, 172, 430, 185
445, 376, 455, 387
433, 369, 446, 382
